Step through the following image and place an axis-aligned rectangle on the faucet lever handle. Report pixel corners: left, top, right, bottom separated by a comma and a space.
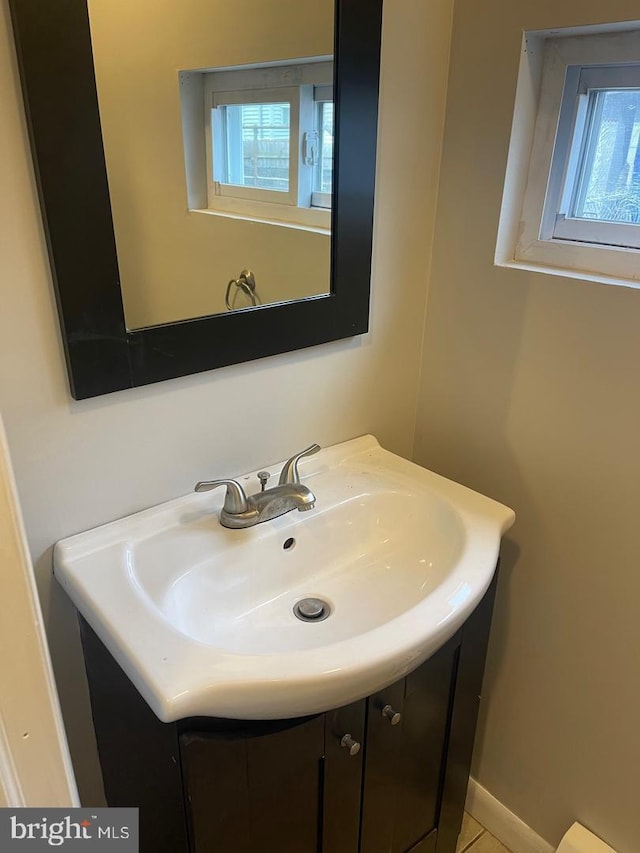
194, 478, 249, 514
279, 443, 321, 485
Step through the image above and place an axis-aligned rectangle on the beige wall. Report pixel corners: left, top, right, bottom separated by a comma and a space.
0, 0, 453, 803
0, 416, 77, 807
414, 2, 640, 851
88, 0, 333, 326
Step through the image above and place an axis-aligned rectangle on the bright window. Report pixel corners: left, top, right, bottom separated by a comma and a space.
543, 64, 640, 250
203, 61, 333, 230
217, 102, 292, 192
211, 88, 299, 207
497, 26, 640, 289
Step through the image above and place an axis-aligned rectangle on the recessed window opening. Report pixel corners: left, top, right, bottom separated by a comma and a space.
178, 59, 334, 231
496, 24, 640, 290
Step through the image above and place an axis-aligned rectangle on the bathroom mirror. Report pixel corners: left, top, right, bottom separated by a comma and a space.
9, 0, 383, 400
89, 2, 334, 328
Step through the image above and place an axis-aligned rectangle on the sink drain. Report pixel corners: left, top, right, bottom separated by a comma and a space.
293, 597, 331, 622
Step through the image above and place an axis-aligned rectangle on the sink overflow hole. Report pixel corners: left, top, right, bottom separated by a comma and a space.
283, 537, 296, 550
293, 598, 331, 622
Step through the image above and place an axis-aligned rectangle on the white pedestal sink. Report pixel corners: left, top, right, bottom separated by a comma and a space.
54, 435, 515, 721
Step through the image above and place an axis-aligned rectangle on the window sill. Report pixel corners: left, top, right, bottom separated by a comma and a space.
191, 205, 330, 235
495, 255, 640, 291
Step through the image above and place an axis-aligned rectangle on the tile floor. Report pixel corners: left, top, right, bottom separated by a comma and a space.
456, 813, 511, 853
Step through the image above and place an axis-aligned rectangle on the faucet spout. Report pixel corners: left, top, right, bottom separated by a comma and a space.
249, 483, 316, 526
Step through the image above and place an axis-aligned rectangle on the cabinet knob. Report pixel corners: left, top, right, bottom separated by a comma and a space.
340, 734, 361, 756
381, 704, 402, 725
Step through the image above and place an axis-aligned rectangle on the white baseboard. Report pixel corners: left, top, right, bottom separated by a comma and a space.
465, 777, 555, 853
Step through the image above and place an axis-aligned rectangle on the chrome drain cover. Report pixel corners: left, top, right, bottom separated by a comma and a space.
293, 597, 331, 622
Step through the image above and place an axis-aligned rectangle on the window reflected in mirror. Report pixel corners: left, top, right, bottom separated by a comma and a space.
87, 0, 334, 330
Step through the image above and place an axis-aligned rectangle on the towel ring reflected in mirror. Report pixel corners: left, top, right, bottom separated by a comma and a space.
225, 270, 261, 312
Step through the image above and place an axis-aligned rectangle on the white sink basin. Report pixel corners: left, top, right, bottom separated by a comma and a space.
54, 435, 515, 721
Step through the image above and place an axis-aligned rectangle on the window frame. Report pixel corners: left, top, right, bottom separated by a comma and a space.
506, 27, 640, 287
311, 86, 334, 209
209, 86, 300, 207
202, 61, 333, 232
542, 64, 640, 249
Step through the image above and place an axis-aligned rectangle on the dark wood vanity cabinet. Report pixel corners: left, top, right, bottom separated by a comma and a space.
360, 641, 457, 853
178, 647, 454, 853
80, 573, 497, 853
180, 717, 327, 853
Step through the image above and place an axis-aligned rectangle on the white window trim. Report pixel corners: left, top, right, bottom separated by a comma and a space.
312, 190, 332, 209
496, 24, 640, 290
197, 60, 333, 232
311, 85, 334, 209
542, 63, 640, 249
208, 86, 300, 207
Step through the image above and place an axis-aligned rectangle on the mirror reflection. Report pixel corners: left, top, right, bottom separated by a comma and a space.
87, 0, 334, 330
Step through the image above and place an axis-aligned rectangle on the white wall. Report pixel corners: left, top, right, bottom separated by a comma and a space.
0, 0, 453, 803
414, 1, 640, 850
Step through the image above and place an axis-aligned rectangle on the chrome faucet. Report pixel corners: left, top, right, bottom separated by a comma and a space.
195, 444, 320, 529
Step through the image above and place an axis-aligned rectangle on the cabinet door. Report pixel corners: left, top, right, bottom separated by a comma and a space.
392, 642, 457, 853
359, 677, 406, 852
323, 701, 366, 852
180, 716, 324, 853
360, 639, 458, 853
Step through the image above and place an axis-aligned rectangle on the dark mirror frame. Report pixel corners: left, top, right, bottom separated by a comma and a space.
9, 0, 383, 400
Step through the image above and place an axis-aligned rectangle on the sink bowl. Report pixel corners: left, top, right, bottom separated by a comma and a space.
54, 435, 515, 721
